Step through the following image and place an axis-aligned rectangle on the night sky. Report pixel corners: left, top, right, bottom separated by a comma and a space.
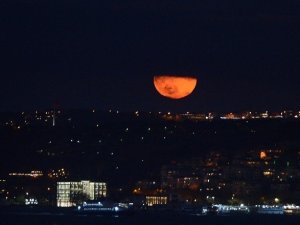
1, 0, 300, 112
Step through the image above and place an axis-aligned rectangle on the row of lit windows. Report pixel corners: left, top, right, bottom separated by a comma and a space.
146, 196, 168, 206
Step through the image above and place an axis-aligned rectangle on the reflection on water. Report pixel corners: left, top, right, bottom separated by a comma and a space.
0, 213, 300, 225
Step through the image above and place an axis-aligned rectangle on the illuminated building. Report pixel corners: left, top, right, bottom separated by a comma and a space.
57, 180, 107, 207
146, 196, 168, 206
161, 159, 204, 190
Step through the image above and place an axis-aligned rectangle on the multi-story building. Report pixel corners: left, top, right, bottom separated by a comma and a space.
161, 158, 203, 190
57, 180, 107, 207
146, 196, 168, 206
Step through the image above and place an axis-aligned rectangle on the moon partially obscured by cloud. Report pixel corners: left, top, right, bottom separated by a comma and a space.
153, 75, 197, 99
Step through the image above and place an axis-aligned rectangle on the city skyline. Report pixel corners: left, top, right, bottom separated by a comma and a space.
2, 1, 300, 221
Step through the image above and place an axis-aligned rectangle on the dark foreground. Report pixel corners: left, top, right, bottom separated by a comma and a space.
0, 212, 300, 225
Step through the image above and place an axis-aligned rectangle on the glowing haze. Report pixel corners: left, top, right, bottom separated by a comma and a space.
153, 75, 197, 99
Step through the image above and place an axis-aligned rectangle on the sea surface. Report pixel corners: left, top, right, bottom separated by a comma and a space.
0, 212, 299, 225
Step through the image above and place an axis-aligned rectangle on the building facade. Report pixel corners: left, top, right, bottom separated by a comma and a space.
146, 196, 168, 206
57, 180, 107, 207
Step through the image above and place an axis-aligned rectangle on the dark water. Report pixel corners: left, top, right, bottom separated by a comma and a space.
0, 213, 299, 225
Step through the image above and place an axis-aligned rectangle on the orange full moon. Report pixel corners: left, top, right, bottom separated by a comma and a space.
153, 75, 197, 99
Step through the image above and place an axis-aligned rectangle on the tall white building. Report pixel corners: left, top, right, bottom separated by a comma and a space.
57, 180, 107, 207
